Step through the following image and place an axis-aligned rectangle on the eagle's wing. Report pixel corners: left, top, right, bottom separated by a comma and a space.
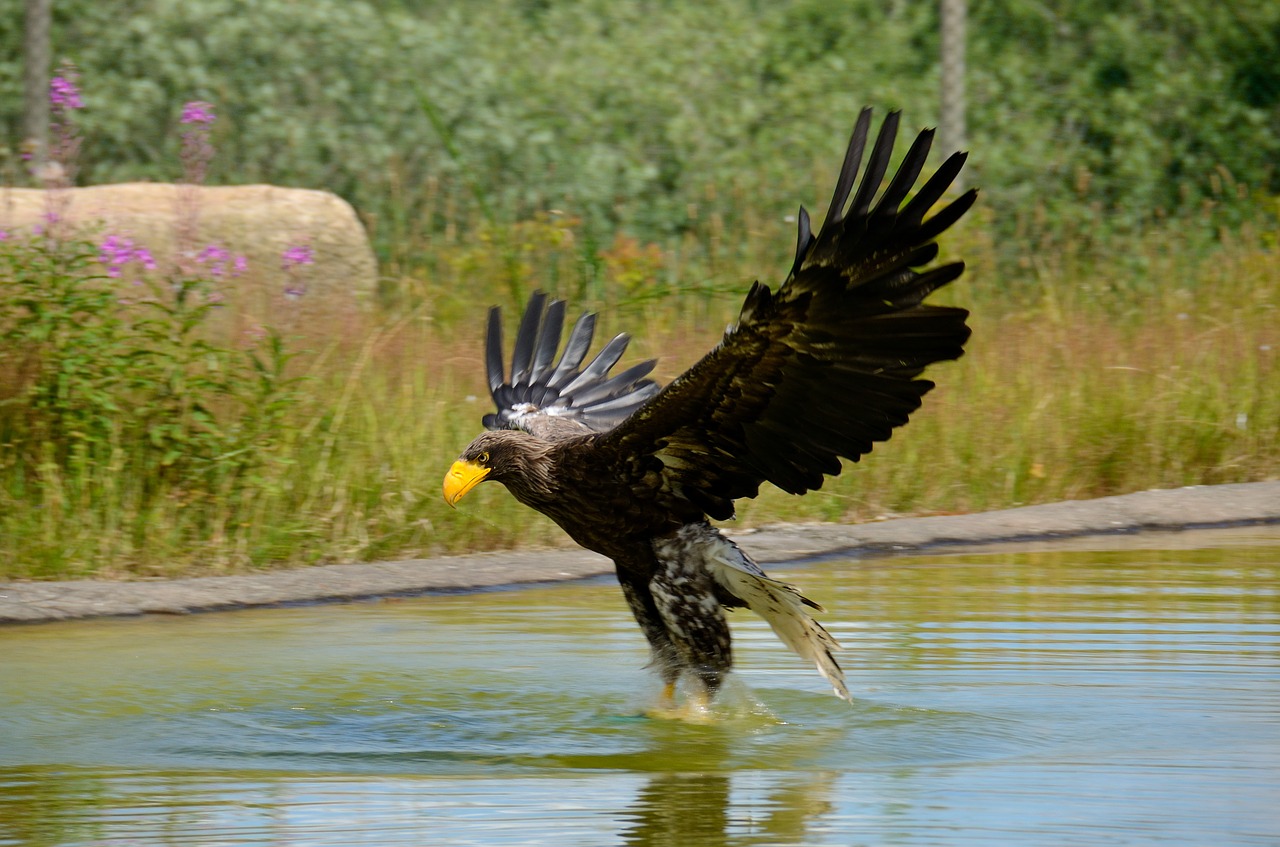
597, 109, 977, 520
483, 290, 661, 440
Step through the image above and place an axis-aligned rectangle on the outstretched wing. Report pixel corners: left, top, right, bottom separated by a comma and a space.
598, 108, 977, 520
483, 290, 661, 440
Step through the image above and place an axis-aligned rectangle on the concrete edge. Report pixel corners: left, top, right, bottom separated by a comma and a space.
2, 481, 1277, 624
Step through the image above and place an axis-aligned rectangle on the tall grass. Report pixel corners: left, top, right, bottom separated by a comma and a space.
3, 191, 1275, 579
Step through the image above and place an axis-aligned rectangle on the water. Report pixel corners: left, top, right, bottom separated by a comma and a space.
2, 526, 1278, 846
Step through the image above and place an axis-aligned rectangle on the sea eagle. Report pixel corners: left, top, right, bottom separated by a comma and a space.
444, 109, 975, 708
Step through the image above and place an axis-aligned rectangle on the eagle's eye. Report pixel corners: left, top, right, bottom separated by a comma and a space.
478, 451, 490, 465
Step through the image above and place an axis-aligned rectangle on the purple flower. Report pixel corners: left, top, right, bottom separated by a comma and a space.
98, 235, 155, 279
281, 244, 314, 269
281, 243, 312, 300
45, 63, 84, 191
180, 101, 216, 125
194, 242, 246, 279
0, 230, 8, 241
50, 76, 84, 110
199, 244, 230, 263
98, 235, 127, 264
196, 244, 229, 278
178, 100, 218, 187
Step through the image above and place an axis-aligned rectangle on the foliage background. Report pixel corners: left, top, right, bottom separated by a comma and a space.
0, 0, 1277, 577
2, 0, 1278, 257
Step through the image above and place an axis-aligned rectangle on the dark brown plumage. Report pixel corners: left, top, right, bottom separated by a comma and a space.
444, 109, 976, 708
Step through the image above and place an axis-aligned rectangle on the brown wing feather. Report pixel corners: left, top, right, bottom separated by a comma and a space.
596, 109, 977, 520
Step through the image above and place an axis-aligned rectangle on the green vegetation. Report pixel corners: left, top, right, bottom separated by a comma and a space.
0, 0, 1277, 578
0, 229, 302, 577
3, 0, 1277, 258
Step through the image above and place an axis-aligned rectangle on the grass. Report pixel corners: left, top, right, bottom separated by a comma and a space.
1, 198, 1277, 580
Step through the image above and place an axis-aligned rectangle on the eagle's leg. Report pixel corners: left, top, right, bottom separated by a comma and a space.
648, 544, 733, 707
618, 574, 686, 703
618, 559, 731, 713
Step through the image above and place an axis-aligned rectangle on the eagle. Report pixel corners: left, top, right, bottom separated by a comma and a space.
444, 109, 975, 710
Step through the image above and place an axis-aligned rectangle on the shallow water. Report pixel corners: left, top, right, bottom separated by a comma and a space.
2, 526, 1278, 846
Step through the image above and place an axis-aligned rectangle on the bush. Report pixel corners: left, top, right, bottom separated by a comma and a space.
0, 225, 301, 574
2, 0, 1276, 267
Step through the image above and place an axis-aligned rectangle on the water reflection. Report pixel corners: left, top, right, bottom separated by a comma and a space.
623, 772, 734, 847
619, 770, 839, 847
1, 526, 1278, 846
0, 766, 849, 847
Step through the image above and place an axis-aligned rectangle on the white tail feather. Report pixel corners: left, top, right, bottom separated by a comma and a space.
704, 535, 851, 702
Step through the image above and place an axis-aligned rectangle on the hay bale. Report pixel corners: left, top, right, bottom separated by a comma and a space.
1, 183, 377, 335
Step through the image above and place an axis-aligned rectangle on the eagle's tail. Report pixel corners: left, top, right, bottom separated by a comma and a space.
698, 527, 852, 702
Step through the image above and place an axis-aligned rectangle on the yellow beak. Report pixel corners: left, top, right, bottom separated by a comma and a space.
443, 459, 491, 507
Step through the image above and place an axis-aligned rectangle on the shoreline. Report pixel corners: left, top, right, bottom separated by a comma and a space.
2, 481, 1277, 624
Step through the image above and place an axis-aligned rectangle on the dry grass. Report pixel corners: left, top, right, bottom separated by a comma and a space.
2, 208, 1276, 579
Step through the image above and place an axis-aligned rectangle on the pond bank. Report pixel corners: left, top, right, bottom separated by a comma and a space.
2, 481, 1277, 624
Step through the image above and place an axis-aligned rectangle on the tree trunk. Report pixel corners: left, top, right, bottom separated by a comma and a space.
23, 0, 52, 166
939, 0, 967, 192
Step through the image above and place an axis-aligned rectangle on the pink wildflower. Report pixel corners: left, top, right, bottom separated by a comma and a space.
49, 76, 84, 110
179, 101, 217, 186
281, 243, 312, 300
180, 101, 216, 125
98, 235, 155, 279
281, 244, 314, 269
43, 62, 84, 196
194, 242, 246, 279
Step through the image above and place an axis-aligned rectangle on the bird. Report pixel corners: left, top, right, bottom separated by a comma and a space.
443, 108, 976, 711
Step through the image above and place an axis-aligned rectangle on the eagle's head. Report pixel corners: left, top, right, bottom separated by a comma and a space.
443, 430, 554, 507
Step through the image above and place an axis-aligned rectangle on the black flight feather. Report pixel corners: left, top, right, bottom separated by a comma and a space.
821, 108, 873, 231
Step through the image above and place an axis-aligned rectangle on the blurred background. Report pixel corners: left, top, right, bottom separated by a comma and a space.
1, 0, 1276, 577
